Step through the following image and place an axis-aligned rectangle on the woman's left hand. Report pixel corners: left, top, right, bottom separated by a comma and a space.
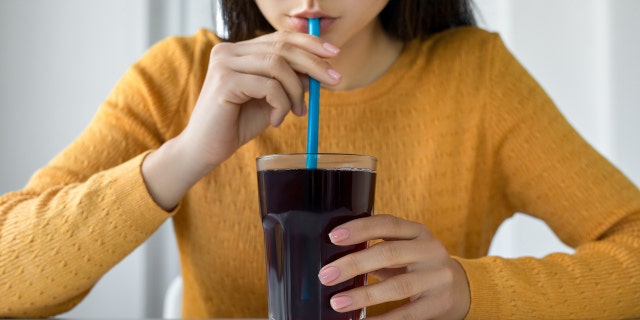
318, 214, 471, 320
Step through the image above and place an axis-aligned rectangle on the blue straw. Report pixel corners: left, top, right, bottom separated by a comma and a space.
306, 18, 320, 169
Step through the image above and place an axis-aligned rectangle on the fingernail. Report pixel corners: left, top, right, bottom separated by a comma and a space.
330, 295, 353, 310
323, 42, 340, 54
329, 228, 350, 243
327, 69, 341, 81
318, 266, 340, 284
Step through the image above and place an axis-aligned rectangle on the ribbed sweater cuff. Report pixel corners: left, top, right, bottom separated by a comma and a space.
453, 257, 504, 319
105, 151, 179, 238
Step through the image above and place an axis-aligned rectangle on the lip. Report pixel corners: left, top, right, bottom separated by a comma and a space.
289, 11, 337, 33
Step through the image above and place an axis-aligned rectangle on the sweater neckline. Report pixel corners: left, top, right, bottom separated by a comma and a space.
319, 39, 421, 106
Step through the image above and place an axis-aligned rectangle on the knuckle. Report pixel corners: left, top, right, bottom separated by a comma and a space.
210, 42, 230, 58
416, 223, 431, 236
390, 276, 415, 298
379, 214, 402, 232
377, 213, 395, 224
270, 39, 291, 54
344, 252, 365, 275
363, 286, 378, 306
264, 80, 286, 107
263, 53, 284, 68
205, 66, 232, 89
431, 242, 449, 261
309, 55, 330, 71
264, 78, 281, 91
440, 265, 455, 286
378, 242, 400, 262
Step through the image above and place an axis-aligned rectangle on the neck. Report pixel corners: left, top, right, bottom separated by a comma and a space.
328, 21, 404, 91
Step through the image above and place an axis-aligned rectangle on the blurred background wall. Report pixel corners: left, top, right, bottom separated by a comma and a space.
0, 0, 638, 317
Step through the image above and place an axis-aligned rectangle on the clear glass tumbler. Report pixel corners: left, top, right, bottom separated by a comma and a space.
257, 153, 377, 320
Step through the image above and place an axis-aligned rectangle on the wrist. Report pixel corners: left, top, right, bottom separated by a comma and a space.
141, 135, 213, 211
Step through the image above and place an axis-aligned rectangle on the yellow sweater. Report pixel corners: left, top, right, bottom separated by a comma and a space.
1, 27, 640, 319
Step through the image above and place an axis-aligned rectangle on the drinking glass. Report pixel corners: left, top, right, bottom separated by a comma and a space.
257, 153, 377, 320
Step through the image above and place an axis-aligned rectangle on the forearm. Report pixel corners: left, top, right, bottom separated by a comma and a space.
0, 153, 170, 317
457, 212, 640, 319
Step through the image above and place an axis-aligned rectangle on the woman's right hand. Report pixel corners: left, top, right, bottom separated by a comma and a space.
142, 31, 342, 210
184, 31, 341, 171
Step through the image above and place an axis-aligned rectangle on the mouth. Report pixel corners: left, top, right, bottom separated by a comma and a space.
289, 12, 337, 33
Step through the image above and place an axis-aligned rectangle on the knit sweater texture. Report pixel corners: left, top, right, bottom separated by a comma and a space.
1, 27, 639, 319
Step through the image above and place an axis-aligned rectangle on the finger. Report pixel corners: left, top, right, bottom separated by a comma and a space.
241, 31, 340, 59
232, 36, 342, 85
365, 295, 453, 320
329, 270, 446, 313
319, 240, 435, 286
329, 214, 429, 245
224, 54, 305, 116
221, 73, 292, 127
261, 77, 293, 127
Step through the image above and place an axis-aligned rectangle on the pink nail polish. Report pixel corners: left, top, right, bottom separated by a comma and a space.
322, 42, 340, 54
329, 228, 349, 242
330, 295, 353, 310
318, 266, 340, 284
327, 69, 341, 81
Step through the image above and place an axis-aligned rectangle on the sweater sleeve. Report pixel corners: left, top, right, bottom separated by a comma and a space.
0, 35, 196, 317
456, 35, 640, 319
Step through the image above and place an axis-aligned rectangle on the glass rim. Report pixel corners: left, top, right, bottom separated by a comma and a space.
256, 153, 377, 171
256, 152, 377, 162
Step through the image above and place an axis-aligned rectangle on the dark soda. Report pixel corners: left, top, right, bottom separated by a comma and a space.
258, 168, 376, 320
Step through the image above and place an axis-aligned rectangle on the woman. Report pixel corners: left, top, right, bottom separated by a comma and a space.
1, 0, 639, 318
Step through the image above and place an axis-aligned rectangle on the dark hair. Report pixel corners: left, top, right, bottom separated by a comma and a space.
220, 0, 476, 42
